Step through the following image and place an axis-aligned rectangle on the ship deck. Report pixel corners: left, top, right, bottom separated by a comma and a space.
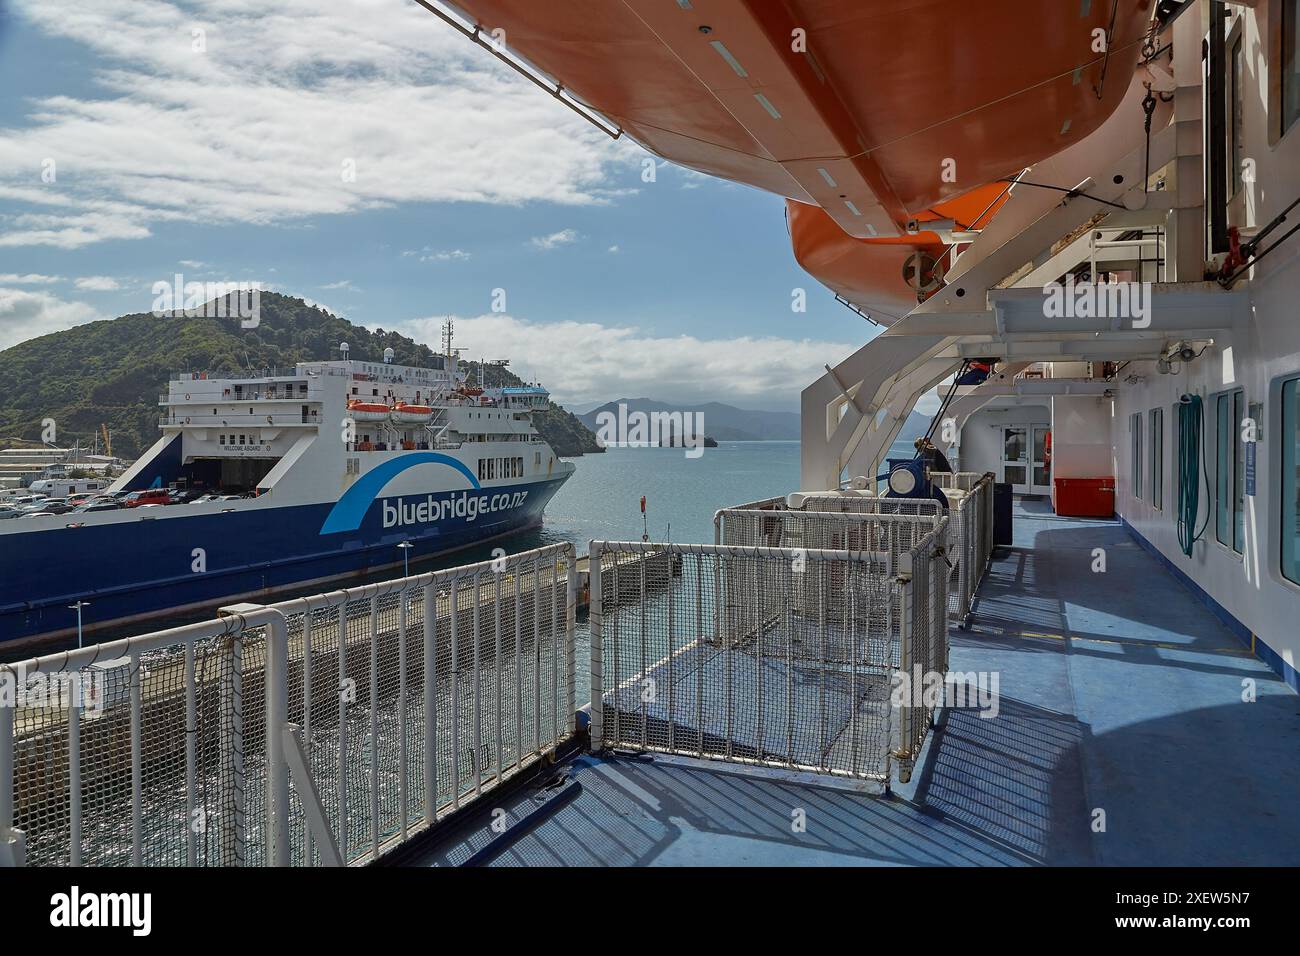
402, 499, 1300, 866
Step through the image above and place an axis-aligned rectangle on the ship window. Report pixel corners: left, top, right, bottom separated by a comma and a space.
1216, 389, 1245, 552
1283, 376, 1300, 584
1130, 413, 1143, 500
1285, 0, 1300, 135
239, 434, 246, 445
219, 435, 225, 445
1150, 407, 1164, 511
1229, 28, 1244, 197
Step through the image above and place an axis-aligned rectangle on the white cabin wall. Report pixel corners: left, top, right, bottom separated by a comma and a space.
1108, 1, 1300, 683
1051, 396, 1113, 479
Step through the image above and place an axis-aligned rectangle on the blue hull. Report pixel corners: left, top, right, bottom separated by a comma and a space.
0, 476, 569, 649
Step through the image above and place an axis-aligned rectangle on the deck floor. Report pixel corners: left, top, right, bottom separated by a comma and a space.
408, 500, 1300, 866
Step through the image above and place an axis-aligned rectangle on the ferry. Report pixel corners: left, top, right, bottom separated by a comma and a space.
0, 341, 573, 648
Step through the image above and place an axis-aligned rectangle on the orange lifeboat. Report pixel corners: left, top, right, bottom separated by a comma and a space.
392, 402, 434, 425
787, 181, 1014, 324
347, 400, 390, 422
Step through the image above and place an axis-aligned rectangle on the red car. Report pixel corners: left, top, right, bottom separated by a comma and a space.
122, 489, 172, 509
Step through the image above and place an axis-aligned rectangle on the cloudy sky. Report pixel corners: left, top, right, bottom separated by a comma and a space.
0, 0, 881, 411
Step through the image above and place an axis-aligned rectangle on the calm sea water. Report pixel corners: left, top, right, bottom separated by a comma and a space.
541, 440, 799, 549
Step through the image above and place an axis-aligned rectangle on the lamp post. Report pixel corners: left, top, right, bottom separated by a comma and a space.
397, 541, 413, 578
67, 600, 91, 649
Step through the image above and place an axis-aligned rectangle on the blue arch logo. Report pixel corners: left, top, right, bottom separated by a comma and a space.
319, 453, 480, 535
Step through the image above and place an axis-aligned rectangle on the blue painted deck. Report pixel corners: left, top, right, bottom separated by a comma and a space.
407, 500, 1300, 866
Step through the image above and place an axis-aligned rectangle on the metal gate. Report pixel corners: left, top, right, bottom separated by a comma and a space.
589, 523, 949, 785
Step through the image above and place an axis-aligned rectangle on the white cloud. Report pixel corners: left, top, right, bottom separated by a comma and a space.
402, 247, 471, 263
0, 0, 638, 250
301, 296, 344, 318
607, 245, 620, 254
530, 229, 579, 251
178, 259, 207, 269
0, 287, 104, 349
395, 312, 854, 411
74, 275, 121, 291
320, 279, 360, 292
0, 273, 62, 284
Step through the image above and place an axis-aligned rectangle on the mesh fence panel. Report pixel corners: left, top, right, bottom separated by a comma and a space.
277, 551, 574, 865
7, 624, 266, 867
942, 476, 994, 621
3, 543, 576, 868
591, 529, 950, 785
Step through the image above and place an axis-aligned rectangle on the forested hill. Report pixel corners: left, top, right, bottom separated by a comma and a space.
0, 292, 602, 458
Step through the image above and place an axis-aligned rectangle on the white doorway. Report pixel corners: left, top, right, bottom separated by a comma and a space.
1001, 424, 1052, 494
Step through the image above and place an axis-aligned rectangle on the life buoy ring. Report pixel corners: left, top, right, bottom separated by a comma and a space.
185, 416, 191, 424
266, 416, 274, 425
184, 393, 191, 400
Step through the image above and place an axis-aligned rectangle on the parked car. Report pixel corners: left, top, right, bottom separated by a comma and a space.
73, 500, 121, 513
0, 506, 21, 520
189, 494, 222, 505
123, 489, 172, 508
31, 498, 74, 515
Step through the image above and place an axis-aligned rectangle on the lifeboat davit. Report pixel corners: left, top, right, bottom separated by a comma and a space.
347, 400, 390, 422
391, 402, 434, 425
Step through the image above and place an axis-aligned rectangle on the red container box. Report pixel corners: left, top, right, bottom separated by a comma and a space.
1053, 477, 1115, 518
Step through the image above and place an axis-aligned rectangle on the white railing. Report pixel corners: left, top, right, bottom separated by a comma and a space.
1, 543, 577, 867
940, 474, 994, 624
161, 411, 321, 427
588, 525, 950, 786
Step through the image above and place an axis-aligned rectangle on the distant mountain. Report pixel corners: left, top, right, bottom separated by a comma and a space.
0, 292, 603, 459
896, 410, 934, 446
580, 398, 801, 442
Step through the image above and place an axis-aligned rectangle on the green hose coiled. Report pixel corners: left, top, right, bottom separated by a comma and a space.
1177, 394, 1211, 556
